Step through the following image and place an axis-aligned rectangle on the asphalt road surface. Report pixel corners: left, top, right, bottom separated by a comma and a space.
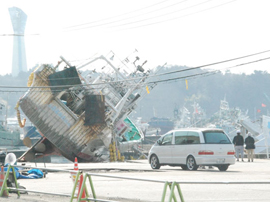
1, 158, 270, 202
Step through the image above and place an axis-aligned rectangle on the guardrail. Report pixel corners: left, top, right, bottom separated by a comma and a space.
1, 164, 270, 202
0, 165, 73, 199
0, 164, 184, 202
72, 172, 185, 202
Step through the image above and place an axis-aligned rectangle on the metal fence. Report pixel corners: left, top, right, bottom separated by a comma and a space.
1, 164, 270, 202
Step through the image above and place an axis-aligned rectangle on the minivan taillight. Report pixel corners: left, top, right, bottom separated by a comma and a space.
198, 150, 214, 155
227, 151, 235, 155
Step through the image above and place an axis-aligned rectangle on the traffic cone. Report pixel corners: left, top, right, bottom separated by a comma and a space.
70, 157, 79, 188
77, 174, 86, 202
0, 166, 8, 197
74, 157, 78, 171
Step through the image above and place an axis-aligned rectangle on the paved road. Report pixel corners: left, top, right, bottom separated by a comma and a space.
1, 158, 270, 201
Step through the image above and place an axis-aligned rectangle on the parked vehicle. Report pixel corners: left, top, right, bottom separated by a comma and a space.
148, 128, 235, 171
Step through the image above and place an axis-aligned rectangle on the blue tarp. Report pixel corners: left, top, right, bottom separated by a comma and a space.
4, 164, 44, 179
4, 166, 20, 179
24, 169, 44, 179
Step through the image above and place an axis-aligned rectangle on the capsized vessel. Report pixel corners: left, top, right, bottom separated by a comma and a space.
17, 53, 154, 162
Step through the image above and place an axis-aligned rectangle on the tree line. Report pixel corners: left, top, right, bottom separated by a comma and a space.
1, 65, 269, 123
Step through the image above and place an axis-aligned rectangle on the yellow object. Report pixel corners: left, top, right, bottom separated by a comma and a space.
14, 101, 26, 128
146, 85, 150, 94
185, 79, 188, 90
109, 142, 119, 162
27, 72, 34, 87
117, 151, 121, 160
121, 156, 125, 162
140, 155, 146, 159
27, 66, 39, 87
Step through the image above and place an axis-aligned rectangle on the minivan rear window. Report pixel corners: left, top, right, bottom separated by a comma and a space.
203, 131, 231, 144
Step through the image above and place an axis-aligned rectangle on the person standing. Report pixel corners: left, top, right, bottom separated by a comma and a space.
233, 130, 244, 161
245, 132, 255, 162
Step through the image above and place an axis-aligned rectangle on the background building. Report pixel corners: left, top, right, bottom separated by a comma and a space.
8, 7, 28, 77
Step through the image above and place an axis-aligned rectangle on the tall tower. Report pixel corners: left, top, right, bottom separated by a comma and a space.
8, 7, 28, 77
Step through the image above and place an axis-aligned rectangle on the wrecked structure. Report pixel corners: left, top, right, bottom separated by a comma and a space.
17, 53, 154, 162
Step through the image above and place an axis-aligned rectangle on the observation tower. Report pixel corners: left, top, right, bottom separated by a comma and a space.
8, 7, 28, 77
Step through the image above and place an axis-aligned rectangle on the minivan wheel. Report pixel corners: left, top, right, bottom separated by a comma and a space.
186, 156, 198, 171
218, 164, 229, 171
150, 154, 160, 169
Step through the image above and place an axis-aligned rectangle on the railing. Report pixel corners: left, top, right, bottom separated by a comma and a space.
0, 164, 184, 202
1, 164, 270, 202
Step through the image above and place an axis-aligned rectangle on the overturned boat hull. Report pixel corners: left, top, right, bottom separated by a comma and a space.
18, 55, 151, 162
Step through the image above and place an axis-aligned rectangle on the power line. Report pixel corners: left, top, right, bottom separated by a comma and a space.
0, 33, 39, 36
63, 0, 234, 32
0, 0, 236, 36
34, 49, 270, 82
109, 0, 212, 29
63, 0, 172, 29
1, 55, 270, 90
146, 56, 270, 85
115, 0, 236, 31
151, 49, 270, 78
64, 0, 213, 32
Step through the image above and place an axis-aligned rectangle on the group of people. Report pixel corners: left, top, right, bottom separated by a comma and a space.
233, 130, 255, 162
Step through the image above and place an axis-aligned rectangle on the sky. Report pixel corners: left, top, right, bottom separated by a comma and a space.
1, 0, 270, 76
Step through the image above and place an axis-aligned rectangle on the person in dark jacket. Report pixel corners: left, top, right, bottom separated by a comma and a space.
245, 132, 255, 162
233, 130, 244, 161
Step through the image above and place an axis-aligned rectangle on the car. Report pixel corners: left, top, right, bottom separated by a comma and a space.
148, 128, 235, 171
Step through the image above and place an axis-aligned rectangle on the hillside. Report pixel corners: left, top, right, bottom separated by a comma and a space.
131, 66, 270, 122
0, 66, 269, 123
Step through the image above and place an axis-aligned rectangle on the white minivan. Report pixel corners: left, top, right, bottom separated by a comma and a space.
148, 128, 235, 171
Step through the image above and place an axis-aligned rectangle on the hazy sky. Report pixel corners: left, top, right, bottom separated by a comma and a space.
1, 0, 270, 76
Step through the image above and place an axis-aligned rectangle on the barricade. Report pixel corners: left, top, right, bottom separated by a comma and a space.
71, 172, 184, 202
71, 172, 270, 202
70, 157, 86, 201
1, 164, 270, 202
70, 171, 95, 202
78, 174, 87, 202
0, 164, 184, 202
70, 157, 79, 188
0, 165, 20, 198
162, 181, 184, 202
0, 166, 9, 197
